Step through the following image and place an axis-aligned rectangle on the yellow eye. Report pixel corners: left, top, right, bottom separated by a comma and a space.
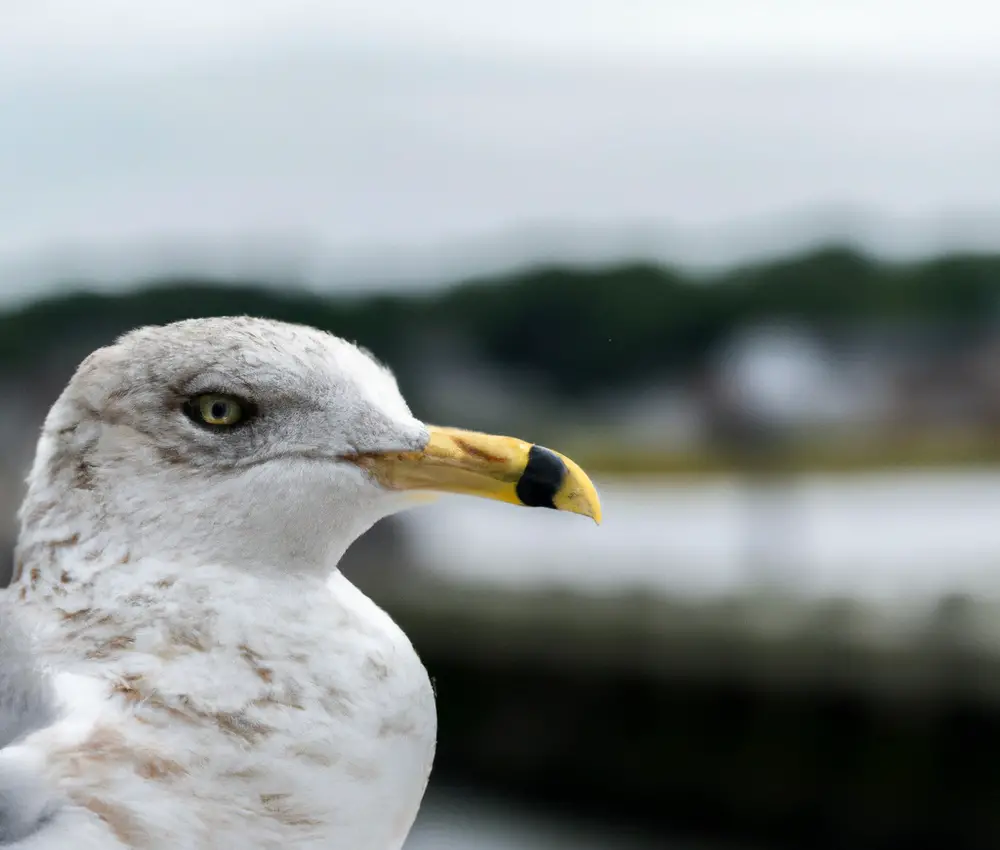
192, 394, 244, 427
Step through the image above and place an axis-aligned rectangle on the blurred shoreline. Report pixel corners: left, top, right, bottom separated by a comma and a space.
5, 247, 1000, 848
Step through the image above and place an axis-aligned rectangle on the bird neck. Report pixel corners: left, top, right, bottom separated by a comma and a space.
14, 547, 333, 672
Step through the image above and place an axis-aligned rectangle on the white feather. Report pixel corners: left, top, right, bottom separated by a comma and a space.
0, 318, 439, 849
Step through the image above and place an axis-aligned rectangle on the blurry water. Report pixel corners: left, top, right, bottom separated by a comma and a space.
401, 469, 1000, 603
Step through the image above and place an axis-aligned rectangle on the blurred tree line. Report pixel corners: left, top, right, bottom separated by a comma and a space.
1, 246, 999, 403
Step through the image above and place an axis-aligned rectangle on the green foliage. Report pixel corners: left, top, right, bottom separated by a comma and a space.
2, 245, 1000, 399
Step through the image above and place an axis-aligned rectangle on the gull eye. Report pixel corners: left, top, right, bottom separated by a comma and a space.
185, 394, 247, 427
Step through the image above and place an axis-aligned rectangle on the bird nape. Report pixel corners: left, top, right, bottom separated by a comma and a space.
0, 316, 601, 850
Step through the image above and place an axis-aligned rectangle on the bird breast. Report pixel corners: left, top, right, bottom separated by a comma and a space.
19, 562, 438, 850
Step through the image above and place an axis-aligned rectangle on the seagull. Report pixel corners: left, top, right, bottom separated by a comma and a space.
0, 317, 600, 850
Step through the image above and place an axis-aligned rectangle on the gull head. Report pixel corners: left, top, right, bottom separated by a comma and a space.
18, 317, 600, 575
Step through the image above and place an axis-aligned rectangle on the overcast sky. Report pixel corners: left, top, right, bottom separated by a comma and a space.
2, 1, 1000, 302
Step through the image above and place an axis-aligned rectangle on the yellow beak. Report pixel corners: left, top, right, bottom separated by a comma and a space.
349, 426, 601, 524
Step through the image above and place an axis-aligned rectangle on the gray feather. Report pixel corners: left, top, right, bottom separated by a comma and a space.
0, 601, 61, 844
0, 603, 56, 749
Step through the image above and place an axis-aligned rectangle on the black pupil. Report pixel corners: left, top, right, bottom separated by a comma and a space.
211, 401, 228, 420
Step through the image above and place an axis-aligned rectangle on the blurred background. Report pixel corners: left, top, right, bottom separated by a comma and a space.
3, 2, 1000, 847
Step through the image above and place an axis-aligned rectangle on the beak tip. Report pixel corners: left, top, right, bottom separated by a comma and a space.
563, 494, 601, 525
585, 502, 603, 525
547, 450, 601, 526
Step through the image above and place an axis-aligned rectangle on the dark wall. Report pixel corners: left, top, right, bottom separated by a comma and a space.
419, 644, 1000, 850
